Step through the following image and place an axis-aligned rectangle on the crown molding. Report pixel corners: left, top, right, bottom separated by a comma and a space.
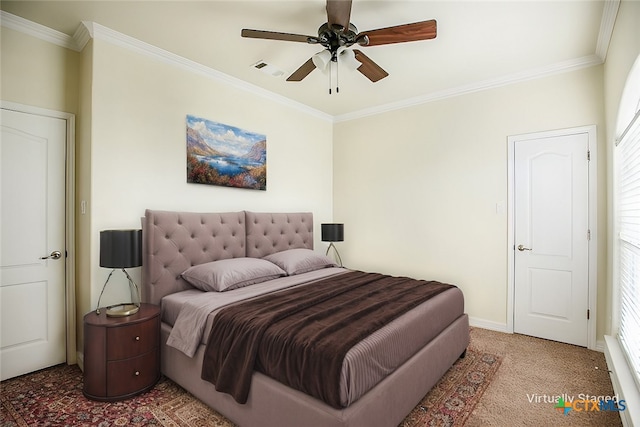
0, 11, 82, 51
82, 22, 333, 122
0, 12, 331, 122
595, 0, 621, 61
73, 21, 92, 51
334, 54, 604, 123
337, 0, 619, 122
2, 9, 617, 124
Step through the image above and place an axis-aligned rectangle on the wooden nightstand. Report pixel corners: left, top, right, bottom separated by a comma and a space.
83, 303, 160, 401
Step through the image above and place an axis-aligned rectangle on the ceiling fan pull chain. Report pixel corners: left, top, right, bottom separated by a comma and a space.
329, 61, 332, 94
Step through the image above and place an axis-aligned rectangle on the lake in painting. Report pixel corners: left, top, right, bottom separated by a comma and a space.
186, 115, 266, 190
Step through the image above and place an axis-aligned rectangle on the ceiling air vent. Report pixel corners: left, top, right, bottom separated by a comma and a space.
252, 61, 284, 77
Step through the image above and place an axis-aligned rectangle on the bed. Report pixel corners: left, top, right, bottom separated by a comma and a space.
141, 209, 469, 427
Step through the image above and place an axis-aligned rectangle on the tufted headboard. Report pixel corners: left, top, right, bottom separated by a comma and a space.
142, 209, 313, 305
245, 211, 314, 258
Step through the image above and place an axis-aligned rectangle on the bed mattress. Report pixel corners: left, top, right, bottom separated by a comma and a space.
161, 268, 465, 407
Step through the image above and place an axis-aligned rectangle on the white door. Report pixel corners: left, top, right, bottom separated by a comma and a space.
513, 131, 590, 347
0, 108, 67, 380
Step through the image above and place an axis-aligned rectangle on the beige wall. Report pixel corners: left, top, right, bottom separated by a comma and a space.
75, 39, 94, 352
0, 27, 79, 113
333, 66, 607, 337
85, 38, 334, 316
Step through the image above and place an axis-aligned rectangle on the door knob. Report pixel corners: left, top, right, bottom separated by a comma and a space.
517, 245, 532, 252
40, 250, 62, 260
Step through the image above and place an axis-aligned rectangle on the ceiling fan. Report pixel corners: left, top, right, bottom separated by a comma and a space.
241, 0, 437, 89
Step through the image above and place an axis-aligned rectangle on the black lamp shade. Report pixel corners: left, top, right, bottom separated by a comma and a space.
100, 229, 142, 268
321, 223, 344, 242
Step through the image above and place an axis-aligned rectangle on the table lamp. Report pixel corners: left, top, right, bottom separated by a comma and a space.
321, 223, 344, 267
96, 229, 142, 317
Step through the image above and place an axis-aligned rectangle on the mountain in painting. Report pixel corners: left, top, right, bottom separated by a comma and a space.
187, 127, 221, 156
243, 140, 266, 163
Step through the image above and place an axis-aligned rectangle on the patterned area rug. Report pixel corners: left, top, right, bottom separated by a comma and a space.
1, 349, 500, 427
402, 350, 502, 427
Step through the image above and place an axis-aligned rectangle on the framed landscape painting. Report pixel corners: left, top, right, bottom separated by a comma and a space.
186, 115, 266, 190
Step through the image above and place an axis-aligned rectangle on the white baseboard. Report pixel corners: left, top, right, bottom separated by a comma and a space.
468, 317, 509, 333
469, 317, 606, 354
604, 335, 639, 427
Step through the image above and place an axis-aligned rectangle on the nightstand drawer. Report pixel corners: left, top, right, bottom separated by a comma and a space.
106, 350, 160, 398
106, 316, 159, 360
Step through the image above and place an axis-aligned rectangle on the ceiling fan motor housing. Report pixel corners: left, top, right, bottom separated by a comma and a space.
317, 23, 359, 58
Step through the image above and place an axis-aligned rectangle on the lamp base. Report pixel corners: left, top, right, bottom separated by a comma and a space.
105, 303, 140, 317
325, 242, 343, 267
95, 268, 142, 317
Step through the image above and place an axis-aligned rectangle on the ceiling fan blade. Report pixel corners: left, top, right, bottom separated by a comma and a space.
357, 20, 437, 46
287, 58, 317, 81
242, 29, 316, 43
326, 0, 352, 32
353, 50, 388, 82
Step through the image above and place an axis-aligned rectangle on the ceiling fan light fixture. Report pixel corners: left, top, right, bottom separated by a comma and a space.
340, 49, 360, 71
312, 50, 332, 71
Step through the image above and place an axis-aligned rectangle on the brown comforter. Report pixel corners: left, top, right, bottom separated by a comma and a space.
201, 270, 454, 408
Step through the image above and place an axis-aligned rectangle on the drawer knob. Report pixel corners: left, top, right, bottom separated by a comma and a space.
135, 336, 140, 341
135, 371, 140, 376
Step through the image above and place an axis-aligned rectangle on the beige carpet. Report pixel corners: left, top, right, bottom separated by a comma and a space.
466, 328, 623, 427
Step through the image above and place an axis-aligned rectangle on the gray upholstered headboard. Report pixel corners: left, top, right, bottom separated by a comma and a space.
142, 209, 313, 305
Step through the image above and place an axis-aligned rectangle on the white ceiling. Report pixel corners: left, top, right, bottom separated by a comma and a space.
1, 1, 611, 119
